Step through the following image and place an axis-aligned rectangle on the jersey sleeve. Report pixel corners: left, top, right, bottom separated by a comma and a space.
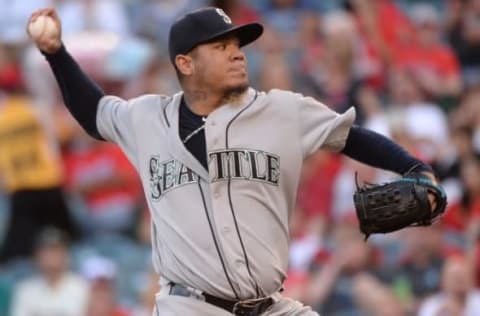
96, 95, 138, 165
297, 95, 356, 156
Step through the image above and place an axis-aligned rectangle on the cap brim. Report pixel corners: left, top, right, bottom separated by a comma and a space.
202, 23, 264, 48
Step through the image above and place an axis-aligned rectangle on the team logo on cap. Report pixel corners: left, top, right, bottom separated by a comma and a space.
216, 8, 232, 24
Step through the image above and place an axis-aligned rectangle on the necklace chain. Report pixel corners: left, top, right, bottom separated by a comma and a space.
182, 116, 207, 144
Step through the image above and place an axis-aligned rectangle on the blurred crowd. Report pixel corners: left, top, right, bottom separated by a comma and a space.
1, 0, 480, 315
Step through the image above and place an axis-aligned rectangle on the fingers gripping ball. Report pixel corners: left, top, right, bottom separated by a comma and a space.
28, 15, 59, 40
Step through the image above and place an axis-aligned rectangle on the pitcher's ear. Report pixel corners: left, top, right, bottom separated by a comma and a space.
175, 55, 194, 76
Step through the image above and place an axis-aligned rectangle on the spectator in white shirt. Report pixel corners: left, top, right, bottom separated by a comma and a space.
10, 227, 89, 316
418, 254, 480, 316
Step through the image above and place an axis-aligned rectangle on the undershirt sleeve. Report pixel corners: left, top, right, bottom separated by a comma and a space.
43, 44, 105, 140
341, 125, 433, 175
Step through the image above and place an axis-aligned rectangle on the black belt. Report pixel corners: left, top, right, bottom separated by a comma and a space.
169, 283, 274, 316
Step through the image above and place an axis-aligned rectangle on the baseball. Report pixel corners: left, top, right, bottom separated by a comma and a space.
28, 15, 58, 39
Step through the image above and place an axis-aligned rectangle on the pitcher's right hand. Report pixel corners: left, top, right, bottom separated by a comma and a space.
27, 8, 62, 54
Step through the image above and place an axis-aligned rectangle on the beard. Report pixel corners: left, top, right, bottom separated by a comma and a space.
222, 82, 249, 102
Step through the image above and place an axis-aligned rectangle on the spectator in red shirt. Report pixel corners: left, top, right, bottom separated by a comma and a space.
460, 154, 480, 240
394, 3, 462, 103
296, 151, 342, 226
344, 0, 414, 88
441, 152, 480, 234
63, 128, 143, 238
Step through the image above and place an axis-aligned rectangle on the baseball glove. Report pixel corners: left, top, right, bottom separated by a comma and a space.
353, 172, 447, 240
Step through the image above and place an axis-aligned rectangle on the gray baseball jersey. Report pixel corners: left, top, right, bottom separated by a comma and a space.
96, 87, 355, 300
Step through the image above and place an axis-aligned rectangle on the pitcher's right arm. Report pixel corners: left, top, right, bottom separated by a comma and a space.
27, 8, 105, 140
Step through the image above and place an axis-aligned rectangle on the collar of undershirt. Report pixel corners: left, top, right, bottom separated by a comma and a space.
180, 97, 207, 125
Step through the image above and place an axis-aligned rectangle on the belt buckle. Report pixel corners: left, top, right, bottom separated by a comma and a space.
232, 297, 272, 316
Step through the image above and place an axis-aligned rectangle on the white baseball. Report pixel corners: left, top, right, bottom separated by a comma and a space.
28, 15, 59, 39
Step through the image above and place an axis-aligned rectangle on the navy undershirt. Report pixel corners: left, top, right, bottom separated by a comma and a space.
341, 126, 432, 174
43, 45, 432, 176
44, 45, 104, 140
179, 98, 208, 169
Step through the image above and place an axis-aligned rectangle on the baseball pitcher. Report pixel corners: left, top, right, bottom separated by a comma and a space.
27, 7, 446, 316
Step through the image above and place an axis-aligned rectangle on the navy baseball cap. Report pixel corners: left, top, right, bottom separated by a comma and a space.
168, 7, 263, 66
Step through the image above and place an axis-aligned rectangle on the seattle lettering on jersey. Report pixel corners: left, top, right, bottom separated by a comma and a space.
208, 148, 280, 186
149, 149, 280, 200
149, 157, 197, 200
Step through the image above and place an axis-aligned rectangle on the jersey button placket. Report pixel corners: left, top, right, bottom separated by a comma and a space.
209, 184, 243, 285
